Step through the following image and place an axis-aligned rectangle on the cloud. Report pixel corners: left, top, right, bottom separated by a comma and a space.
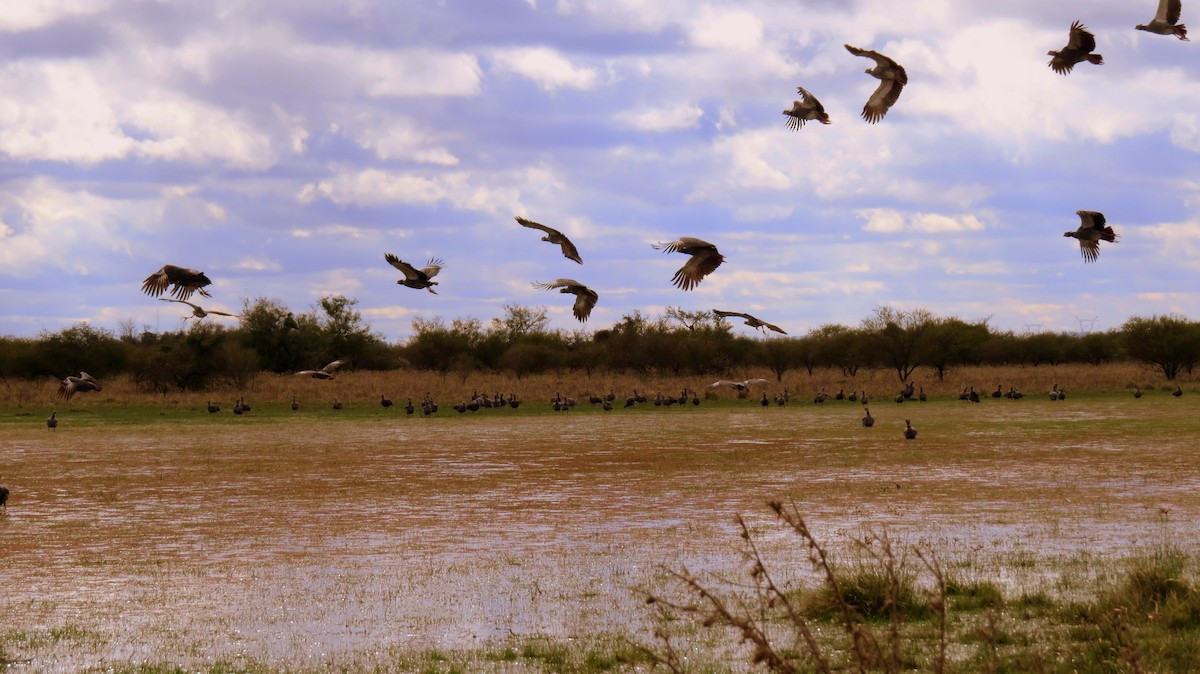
616, 103, 704, 132
490, 46, 599, 91
858, 209, 986, 233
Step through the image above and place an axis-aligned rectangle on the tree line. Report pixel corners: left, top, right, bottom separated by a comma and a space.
2, 297, 1198, 392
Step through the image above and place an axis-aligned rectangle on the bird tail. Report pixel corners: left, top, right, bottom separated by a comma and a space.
1087, 54, 1104, 65
1100, 227, 1118, 243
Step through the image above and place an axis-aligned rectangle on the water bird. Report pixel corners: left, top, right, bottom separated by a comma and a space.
1174, 384, 1183, 397
1064, 210, 1117, 262
58, 372, 102, 401
381, 394, 394, 410
159, 298, 238, 320
862, 407, 875, 427
1134, 386, 1144, 398
713, 309, 787, 335
233, 399, 244, 415
710, 378, 769, 394
0, 483, 8, 511
296, 359, 348, 380
1136, 0, 1188, 40
291, 395, 300, 412
783, 86, 831, 130
651, 237, 724, 291
1048, 21, 1104, 74
332, 398, 343, 410
47, 411, 57, 430
384, 254, 443, 294
904, 420, 918, 440
760, 392, 770, 407
531, 279, 598, 322
844, 44, 907, 123
516, 216, 583, 264
405, 398, 415, 415
140, 264, 213, 301
207, 401, 220, 414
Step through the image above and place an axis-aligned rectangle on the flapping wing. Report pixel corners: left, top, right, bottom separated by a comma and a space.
845, 43, 886, 66
1068, 20, 1097, 53
862, 76, 905, 123
384, 253, 422, 282
1164, 0, 1183, 25
1079, 210, 1106, 232
571, 287, 598, 322
714, 309, 751, 321
322, 359, 348, 374
141, 267, 171, 297
515, 216, 554, 235
670, 248, 725, 291
1078, 237, 1101, 263
420, 257, 445, 280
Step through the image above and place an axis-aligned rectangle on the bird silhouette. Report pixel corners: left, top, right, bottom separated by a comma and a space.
1048, 21, 1104, 74
141, 264, 213, 301
47, 411, 58, 430
384, 254, 443, 294
532, 279, 599, 322
296, 359, 348, 380
783, 86, 831, 130
904, 420, 918, 440
159, 298, 238, 320
58, 372, 102, 401
1137, 0, 1188, 40
1064, 210, 1117, 262
713, 309, 787, 335
516, 216, 583, 264
845, 44, 907, 123
652, 237, 724, 290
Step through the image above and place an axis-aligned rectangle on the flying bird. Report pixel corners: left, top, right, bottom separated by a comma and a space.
58, 372, 102, 401
384, 254, 443, 294
651, 237, 725, 291
844, 44, 907, 123
159, 298, 238, 320
296, 359, 348, 380
141, 265, 213, 301
516, 216, 583, 264
713, 309, 787, 335
709, 378, 769, 392
783, 86, 831, 130
1136, 0, 1188, 40
1064, 210, 1118, 262
1048, 21, 1104, 74
532, 279, 599, 322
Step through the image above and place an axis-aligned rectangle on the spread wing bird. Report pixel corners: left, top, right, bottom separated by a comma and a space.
141, 265, 213, 301
296, 359, 348, 380
384, 254, 443, 294
1136, 0, 1188, 40
532, 279, 599, 322
844, 44, 907, 123
709, 378, 769, 392
159, 298, 238, 320
1048, 21, 1104, 74
713, 309, 787, 335
516, 216, 583, 264
1064, 210, 1118, 262
651, 237, 724, 291
58, 371, 102, 400
783, 86, 831, 130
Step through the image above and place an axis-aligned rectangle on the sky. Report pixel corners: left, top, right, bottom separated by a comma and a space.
1, 0, 1198, 342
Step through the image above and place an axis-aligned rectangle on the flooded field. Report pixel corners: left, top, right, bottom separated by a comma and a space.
3, 394, 1200, 672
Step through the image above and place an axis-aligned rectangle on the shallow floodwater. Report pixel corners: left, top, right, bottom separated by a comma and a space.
3, 398, 1200, 671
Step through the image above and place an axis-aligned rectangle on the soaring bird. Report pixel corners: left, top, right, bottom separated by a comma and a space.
159, 298, 238, 320
384, 254, 443, 294
1064, 210, 1118, 262
783, 86, 831, 130
651, 237, 724, 291
141, 265, 213, 301
516, 216, 583, 264
844, 44, 907, 123
709, 378, 769, 392
296, 359, 348, 380
1137, 0, 1188, 40
1048, 21, 1104, 74
531, 279, 598, 322
713, 309, 787, 335
58, 372, 102, 400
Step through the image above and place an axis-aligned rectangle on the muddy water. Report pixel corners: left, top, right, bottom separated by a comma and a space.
3, 400, 1200, 671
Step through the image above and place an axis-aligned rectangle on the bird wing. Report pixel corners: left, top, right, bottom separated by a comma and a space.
1078, 210, 1106, 232
671, 247, 725, 291
322, 359, 348, 373
207, 309, 238, 317
141, 267, 171, 297
862, 75, 905, 123
58, 378, 76, 400
713, 309, 751, 320
419, 257, 445, 280
532, 278, 575, 291
162, 265, 212, 301
709, 380, 737, 388
384, 253, 423, 281
1067, 20, 1097, 53
159, 297, 199, 311
743, 378, 769, 387
845, 44, 890, 67
762, 321, 788, 335
515, 216, 555, 235
1164, 0, 1183, 24
1077, 237, 1101, 262
571, 286, 598, 322
556, 236, 583, 265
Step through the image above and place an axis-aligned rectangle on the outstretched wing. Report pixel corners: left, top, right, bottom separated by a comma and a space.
1067, 20, 1097, 53
862, 76, 905, 123
670, 248, 725, 291
384, 253, 423, 282
515, 216, 555, 236
571, 286, 598, 322
713, 309, 752, 321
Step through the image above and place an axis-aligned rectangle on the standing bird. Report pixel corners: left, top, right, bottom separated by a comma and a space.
844, 44, 907, 123
713, 309, 787, 335
332, 398, 344, 410
291, 395, 300, 412
1174, 384, 1183, 398
159, 298, 238, 321
384, 254, 443, 294
783, 86, 831, 130
0, 483, 8, 511
904, 419, 918, 440
296, 359, 348, 380
1048, 21, 1104, 74
58, 372, 102, 401
141, 264, 213, 301
47, 411, 58, 430
516, 216, 583, 264
651, 237, 724, 291
207, 401, 220, 414
531, 279, 599, 322
862, 407, 875, 428
381, 394, 394, 410
405, 398, 415, 415
1137, 0, 1188, 40
1064, 210, 1118, 262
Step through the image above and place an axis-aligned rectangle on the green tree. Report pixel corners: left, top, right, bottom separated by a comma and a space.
1121, 315, 1200, 380
923, 317, 991, 381
809, 324, 867, 377
861, 306, 936, 382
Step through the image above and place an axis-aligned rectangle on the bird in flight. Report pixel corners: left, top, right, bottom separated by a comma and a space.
516, 216, 583, 264
1048, 21, 1104, 74
296, 359, 348, 380
1136, 0, 1188, 40
844, 44, 907, 123
651, 237, 725, 291
141, 265, 213, 301
709, 378, 769, 392
58, 372, 102, 400
384, 254, 443, 294
783, 86, 831, 130
532, 279, 599, 322
1064, 210, 1118, 262
713, 310, 787, 335
159, 298, 238, 320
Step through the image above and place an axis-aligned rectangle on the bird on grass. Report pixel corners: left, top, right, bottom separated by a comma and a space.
516, 216, 583, 264
381, 394, 394, 410
291, 395, 300, 412
207, 401, 220, 414
1137, 0, 1188, 40
0, 483, 8, 512
713, 309, 787, 335
141, 265, 213, 301
1048, 21, 1104, 74
1174, 384, 1183, 398
58, 372, 102, 401
159, 298, 238, 320
862, 407, 875, 428
844, 44, 907, 123
47, 411, 58, 430
904, 420, 918, 440
332, 398, 344, 410
783, 86, 831, 130
384, 254, 443, 294
1134, 386, 1144, 398
651, 237, 724, 291
531, 279, 598, 322
296, 359, 347, 380
1064, 210, 1118, 262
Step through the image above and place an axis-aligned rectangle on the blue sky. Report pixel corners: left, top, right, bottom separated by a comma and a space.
1, 0, 1198, 341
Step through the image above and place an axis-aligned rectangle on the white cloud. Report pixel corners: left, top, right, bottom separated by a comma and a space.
0, 0, 108, 32
688, 7, 763, 51
858, 209, 986, 233
490, 47, 598, 91
617, 103, 704, 132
